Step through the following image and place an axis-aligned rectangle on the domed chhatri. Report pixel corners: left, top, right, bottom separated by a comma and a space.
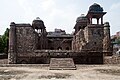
74, 14, 88, 32
89, 3, 103, 12
32, 17, 45, 29
87, 3, 106, 25
76, 14, 87, 23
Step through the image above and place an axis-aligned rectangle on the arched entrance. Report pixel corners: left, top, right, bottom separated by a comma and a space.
66, 47, 69, 50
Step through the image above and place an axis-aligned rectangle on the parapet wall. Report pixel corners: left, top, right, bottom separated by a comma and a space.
16, 50, 103, 64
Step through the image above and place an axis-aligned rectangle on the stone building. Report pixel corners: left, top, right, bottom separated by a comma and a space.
8, 3, 112, 64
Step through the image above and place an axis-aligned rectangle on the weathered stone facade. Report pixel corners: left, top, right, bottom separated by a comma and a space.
72, 3, 112, 55
8, 3, 112, 64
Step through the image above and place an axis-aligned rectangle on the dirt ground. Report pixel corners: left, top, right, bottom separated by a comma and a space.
0, 59, 8, 64
0, 64, 119, 80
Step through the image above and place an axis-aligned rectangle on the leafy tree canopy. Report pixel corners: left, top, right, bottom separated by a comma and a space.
0, 28, 9, 54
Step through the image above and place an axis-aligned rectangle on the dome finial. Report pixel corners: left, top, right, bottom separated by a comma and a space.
36, 17, 40, 20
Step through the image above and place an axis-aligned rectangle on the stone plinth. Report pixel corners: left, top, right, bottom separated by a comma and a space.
49, 58, 76, 70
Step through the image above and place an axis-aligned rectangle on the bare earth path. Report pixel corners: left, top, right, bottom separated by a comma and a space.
0, 64, 120, 80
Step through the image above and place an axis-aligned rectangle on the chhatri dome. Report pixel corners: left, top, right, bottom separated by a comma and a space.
88, 3, 103, 12
32, 17, 45, 29
76, 14, 87, 23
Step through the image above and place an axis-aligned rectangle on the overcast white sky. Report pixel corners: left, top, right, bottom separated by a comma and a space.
0, 0, 120, 35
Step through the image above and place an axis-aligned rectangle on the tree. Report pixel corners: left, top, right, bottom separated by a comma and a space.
0, 36, 4, 53
0, 28, 9, 54
117, 37, 120, 44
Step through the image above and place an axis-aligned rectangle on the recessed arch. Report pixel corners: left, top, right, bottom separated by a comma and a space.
57, 47, 62, 50
66, 47, 69, 50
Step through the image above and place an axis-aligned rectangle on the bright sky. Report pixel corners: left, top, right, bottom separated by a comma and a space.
0, 0, 120, 35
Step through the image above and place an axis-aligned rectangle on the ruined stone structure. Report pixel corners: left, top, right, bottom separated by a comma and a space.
72, 3, 111, 55
8, 3, 112, 64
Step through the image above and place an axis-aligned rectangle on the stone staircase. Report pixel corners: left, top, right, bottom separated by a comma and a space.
49, 58, 76, 70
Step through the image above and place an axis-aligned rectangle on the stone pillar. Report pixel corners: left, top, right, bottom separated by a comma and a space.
103, 22, 112, 55
87, 18, 90, 25
101, 17, 103, 24
90, 17, 92, 24
38, 28, 48, 50
72, 36, 75, 50
8, 22, 17, 64
97, 18, 99, 24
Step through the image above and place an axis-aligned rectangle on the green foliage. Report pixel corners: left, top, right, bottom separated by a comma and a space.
117, 37, 120, 44
0, 36, 4, 53
111, 36, 120, 45
0, 28, 9, 54
117, 39, 120, 44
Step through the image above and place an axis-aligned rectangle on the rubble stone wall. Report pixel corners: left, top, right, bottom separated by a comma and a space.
104, 56, 120, 64
15, 24, 36, 54
16, 50, 103, 64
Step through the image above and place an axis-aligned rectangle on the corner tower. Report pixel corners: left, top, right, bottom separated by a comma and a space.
103, 22, 112, 55
84, 3, 106, 51
8, 22, 17, 64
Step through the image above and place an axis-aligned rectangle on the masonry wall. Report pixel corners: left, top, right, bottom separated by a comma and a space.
72, 24, 104, 52
9, 24, 37, 63
16, 24, 36, 53
16, 50, 103, 64
83, 24, 104, 51
104, 56, 120, 64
